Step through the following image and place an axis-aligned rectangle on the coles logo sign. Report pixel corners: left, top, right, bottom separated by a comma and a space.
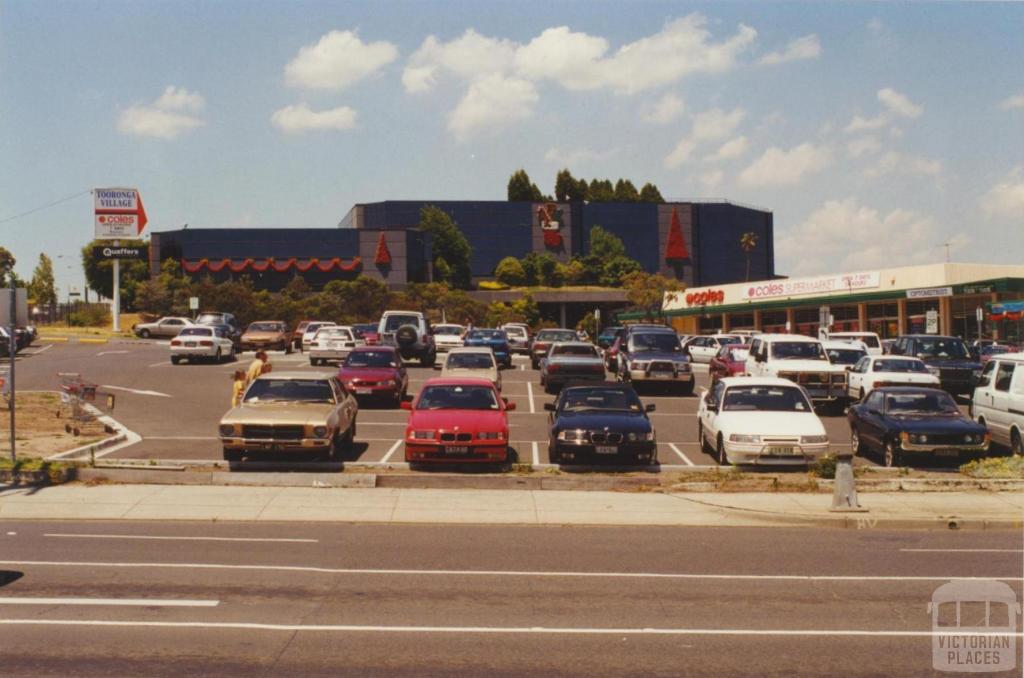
742, 272, 880, 301
686, 290, 725, 306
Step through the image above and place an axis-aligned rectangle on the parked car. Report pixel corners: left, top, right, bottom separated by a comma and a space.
195, 311, 240, 334
300, 321, 336, 353
531, 328, 578, 370
821, 331, 883, 356
539, 342, 606, 393
463, 328, 512, 369
378, 311, 436, 366
133, 316, 194, 339
439, 346, 501, 390
596, 326, 623, 350
240, 321, 293, 353
402, 378, 514, 464
888, 335, 982, 396
882, 338, 898, 354
0, 327, 22, 357
846, 355, 941, 401
169, 325, 236, 364
501, 323, 531, 355
432, 323, 466, 357
745, 334, 848, 410
709, 343, 751, 384
617, 327, 694, 395
292, 320, 313, 350
219, 371, 359, 462
848, 387, 989, 467
698, 377, 830, 466
545, 382, 656, 466
979, 344, 1016, 365
972, 352, 1024, 455
686, 334, 743, 363
821, 339, 868, 368
351, 323, 380, 346
336, 346, 408, 406
308, 325, 359, 366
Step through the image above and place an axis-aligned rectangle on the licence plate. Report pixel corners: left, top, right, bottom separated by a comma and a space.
765, 446, 796, 455
355, 388, 372, 395
936, 449, 960, 458
185, 342, 197, 348
445, 446, 469, 455
596, 445, 618, 455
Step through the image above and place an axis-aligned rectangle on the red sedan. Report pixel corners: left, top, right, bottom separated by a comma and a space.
708, 343, 751, 384
402, 377, 514, 464
336, 346, 408, 406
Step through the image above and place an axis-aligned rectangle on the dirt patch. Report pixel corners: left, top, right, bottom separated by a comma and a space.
0, 392, 109, 459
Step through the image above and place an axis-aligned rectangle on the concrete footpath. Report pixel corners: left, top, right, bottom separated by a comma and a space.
0, 483, 1021, 529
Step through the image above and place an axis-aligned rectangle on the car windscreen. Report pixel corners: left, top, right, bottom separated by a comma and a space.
770, 342, 826, 360
352, 324, 377, 335
914, 338, 969, 359
417, 385, 499, 410
316, 328, 351, 340
248, 323, 281, 332
726, 348, 750, 362
468, 330, 505, 341
718, 336, 743, 346
537, 330, 577, 342
552, 345, 599, 357
344, 351, 396, 368
723, 385, 811, 412
561, 387, 642, 412
629, 333, 681, 353
447, 353, 495, 369
503, 326, 527, 337
383, 315, 420, 332
305, 323, 331, 333
885, 392, 960, 415
243, 379, 334, 403
826, 348, 865, 365
177, 327, 212, 337
873, 359, 928, 373
433, 326, 463, 336
196, 314, 224, 324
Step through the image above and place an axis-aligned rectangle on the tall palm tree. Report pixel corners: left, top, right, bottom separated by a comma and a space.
740, 232, 759, 282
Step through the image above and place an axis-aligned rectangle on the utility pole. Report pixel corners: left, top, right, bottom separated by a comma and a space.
7, 288, 15, 463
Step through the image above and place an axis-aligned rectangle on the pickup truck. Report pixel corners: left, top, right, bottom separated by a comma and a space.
745, 334, 848, 411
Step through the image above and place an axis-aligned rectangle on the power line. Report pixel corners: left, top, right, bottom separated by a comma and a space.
0, 189, 92, 226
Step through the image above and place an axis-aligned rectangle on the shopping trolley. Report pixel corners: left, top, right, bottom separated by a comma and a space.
56, 372, 114, 436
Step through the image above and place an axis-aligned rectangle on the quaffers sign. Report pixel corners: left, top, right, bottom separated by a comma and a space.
92, 245, 148, 261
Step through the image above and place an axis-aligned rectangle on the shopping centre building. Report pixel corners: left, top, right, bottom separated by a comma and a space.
661, 263, 1024, 344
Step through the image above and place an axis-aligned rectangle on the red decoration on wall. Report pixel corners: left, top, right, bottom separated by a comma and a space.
181, 257, 362, 274
543, 230, 563, 248
374, 233, 392, 266
665, 207, 690, 261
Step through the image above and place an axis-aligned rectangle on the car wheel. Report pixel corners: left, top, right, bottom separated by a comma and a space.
420, 353, 433, 368
717, 435, 729, 466
1011, 429, 1022, 457
549, 446, 561, 465
851, 427, 865, 456
170, 355, 180, 365
139, 329, 151, 339
214, 348, 222, 363
310, 358, 318, 366
884, 440, 902, 468
859, 388, 866, 402
223, 448, 242, 463
531, 360, 538, 370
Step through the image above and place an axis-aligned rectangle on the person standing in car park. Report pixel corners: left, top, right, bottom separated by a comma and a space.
246, 350, 271, 386
230, 370, 247, 407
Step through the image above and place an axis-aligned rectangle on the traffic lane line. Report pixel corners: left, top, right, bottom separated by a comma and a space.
0, 597, 219, 607
43, 533, 318, 544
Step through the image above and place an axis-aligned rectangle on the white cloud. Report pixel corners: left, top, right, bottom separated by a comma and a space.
698, 169, 724, 191
285, 30, 398, 90
665, 140, 697, 169
981, 167, 1024, 218
704, 136, 749, 162
877, 87, 923, 119
271, 104, 358, 134
863, 151, 942, 179
447, 74, 538, 142
403, 30, 518, 93
513, 26, 610, 90
758, 34, 821, 65
847, 136, 882, 158
844, 114, 887, 134
664, 107, 745, 168
777, 198, 949, 276
642, 93, 685, 124
999, 93, 1024, 110
116, 86, 205, 139
738, 143, 831, 187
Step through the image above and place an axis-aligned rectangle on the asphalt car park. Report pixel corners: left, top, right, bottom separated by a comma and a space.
13, 338, 992, 472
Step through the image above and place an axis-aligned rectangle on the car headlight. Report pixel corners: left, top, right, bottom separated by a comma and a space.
927, 367, 941, 377
312, 426, 329, 438
905, 433, 927, 444
626, 432, 638, 442
411, 430, 436, 440
380, 379, 396, 387
558, 429, 586, 442
729, 434, 761, 443
964, 434, 979, 444
219, 424, 235, 436
478, 431, 503, 440
800, 435, 828, 444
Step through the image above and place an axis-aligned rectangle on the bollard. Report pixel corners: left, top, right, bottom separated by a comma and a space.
830, 452, 868, 512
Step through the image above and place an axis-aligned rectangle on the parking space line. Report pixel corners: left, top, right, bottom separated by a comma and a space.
667, 443, 695, 466
147, 361, 171, 368
526, 382, 535, 414
0, 597, 219, 607
44, 533, 318, 543
900, 549, 1024, 554
146, 436, 218, 441
531, 441, 539, 465
380, 439, 403, 463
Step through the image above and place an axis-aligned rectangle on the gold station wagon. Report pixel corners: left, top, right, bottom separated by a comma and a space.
219, 372, 358, 462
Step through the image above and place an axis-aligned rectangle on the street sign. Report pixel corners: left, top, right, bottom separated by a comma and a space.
976, 307, 984, 325
92, 245, 148, 261
189, 296, 199, 311
94, 187, 148, 239
0, 289, 28, 326
926, 310, 939, 334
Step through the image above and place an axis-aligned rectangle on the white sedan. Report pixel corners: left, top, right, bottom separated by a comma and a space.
686, 334, 743, 363
309, 326, 360, 366
846, 355, 941, 401
438, 346, 501, 391
301, 321, 336, 352
170, 326, 236, 364
698, 376, 830, 466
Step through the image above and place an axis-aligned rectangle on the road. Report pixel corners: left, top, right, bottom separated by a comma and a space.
13, 340, 988, 471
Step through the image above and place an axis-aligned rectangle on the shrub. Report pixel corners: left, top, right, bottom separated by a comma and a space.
813, 455, 837, 479
494, 257, 527, 286
478, 280, 509, 291
960, 456, 1024, 478
69, 304, 111, 327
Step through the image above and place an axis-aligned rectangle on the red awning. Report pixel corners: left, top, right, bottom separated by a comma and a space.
181, 257, 362, 274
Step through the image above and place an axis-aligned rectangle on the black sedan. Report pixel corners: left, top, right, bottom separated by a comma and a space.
545, 382, 656, 466
847, 387, 989, 467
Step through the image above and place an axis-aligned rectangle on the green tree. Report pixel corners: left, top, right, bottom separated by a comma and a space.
588, 225, 627, 259
533, 252, 560, 287
555, 259, 584, 286
555, 169, 588, 202
81, 239, 150, 310
419, 206, 472, 289
323, 276, 392, 321
600, 255, 643, 287
433, 257, 452, 285
621, 271, 684, 320
613, 179, 640, 202
507, 169, 545, 201
587, 179, 615, 202
0, 247, 16, 287
639, 182, 665, 203
494, 256, 527, 286
28, 253, 57, 305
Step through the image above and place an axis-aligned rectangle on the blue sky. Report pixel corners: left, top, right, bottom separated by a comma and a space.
2, 1, 1023, 296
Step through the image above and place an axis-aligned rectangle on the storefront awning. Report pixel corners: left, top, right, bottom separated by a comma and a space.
181, 257, 362, 274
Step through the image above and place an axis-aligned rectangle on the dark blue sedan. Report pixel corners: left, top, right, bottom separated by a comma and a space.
464, 329, 512, 369
545, 382, 656, 466
847, 387, 989, 467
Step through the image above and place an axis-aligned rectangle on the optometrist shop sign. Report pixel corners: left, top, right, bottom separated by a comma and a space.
742, 272, 880, 301
92, 245, 148, 261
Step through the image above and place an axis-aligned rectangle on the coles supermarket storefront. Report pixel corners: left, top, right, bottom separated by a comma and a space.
661, 263, 1024, 343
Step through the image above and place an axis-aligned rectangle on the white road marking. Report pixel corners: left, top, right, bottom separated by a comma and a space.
5, 532, 14, 536
380, 439, 404, 463
2, 561, 1018, 583
0, 597, 218, 607
26, 344, 54, 356
148, 361, 172, 368
526, 382, 535, 414
520, 364, 524, 371
900, 549, 1024, 554
668, 443, 695, 466
44, 533, 318, 544
96, 350, 129, 357
531, 441, 540, 465
101, 385, 172, 398
145, 436, 219, 441
0, 619, 1018, 638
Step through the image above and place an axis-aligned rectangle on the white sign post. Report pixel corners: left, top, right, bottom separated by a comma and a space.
976, 306, 984, 341
926, 309, 939, 334
189, 296, 199, 318
94, 188, 147, 333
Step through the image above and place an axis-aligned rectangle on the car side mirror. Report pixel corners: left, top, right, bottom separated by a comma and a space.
706, 401, 718, 413
645, 404, 656, 413
400, 401, 412, 410
845, 365, 853, 371
977, 376, 990, 388
505, 400, 517, 411
543, 402, 556, 412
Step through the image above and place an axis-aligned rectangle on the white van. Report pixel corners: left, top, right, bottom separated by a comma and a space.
972, 352, 1024, 455
820, 331, 883, 356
